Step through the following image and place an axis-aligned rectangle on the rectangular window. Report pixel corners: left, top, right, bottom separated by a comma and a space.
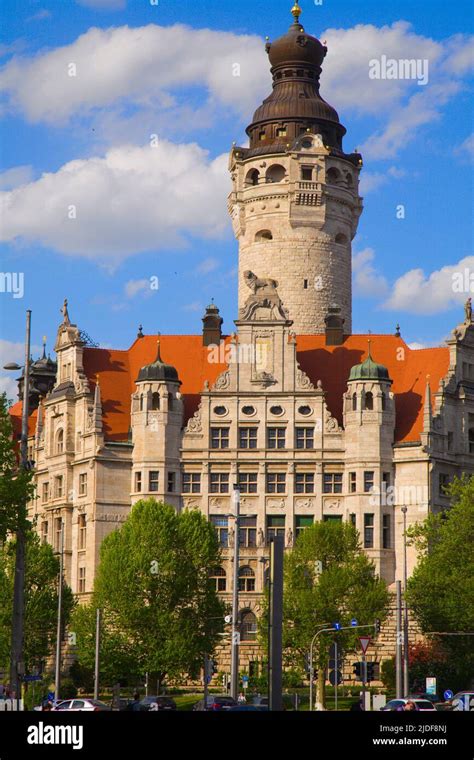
295, 427, 314, 450
301, 166, 313, 181
79, 473, 87, 497
135, 471, 142, 493
239, 516, 257, 548
295, 515, 313, 538
267, 516, 285, 542
238, 472, 258, 494
266, 472, 286, 494
167, 471, 175, 493
439, 473, 450, 497
294, 472, 314, 494
350, 513, 356, 527
276, 126, 287, 137
267, 427, 286, 449
182, 472, 201, 493
447, 432, 453, 451
54, 476, 63, 499
364, 471, 375, 493
149, 471, 159, 492
382, 514, 391, 549
239, 427, 258, 449
41, 520, 48, 544
54, 518, 62, 551
42, 482, 49, 503
323, 472, 343, 494
323, 515, 342, 523
364, 514, 374, 548
349, 472, 357, 493
382, 472, 391, 488
78, 514, 86, 551
78, 567, 86, 594
211, 427, 229, 449
210, 472, 229, 494
210, 515, 228, 547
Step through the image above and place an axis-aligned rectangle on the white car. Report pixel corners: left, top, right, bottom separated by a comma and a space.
381, 698, 437, 712
52, 698, 111, 712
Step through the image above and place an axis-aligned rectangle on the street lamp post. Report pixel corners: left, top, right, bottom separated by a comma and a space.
230, 484, 240, 701
55, 520, 64, 700
4, 310, 32, 704
401, 506, 409, 696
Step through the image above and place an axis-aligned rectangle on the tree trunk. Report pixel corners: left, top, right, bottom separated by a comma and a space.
316, 669, 326, 710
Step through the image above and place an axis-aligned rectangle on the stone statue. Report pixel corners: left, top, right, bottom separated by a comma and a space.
239, 270, 289, 322
258, 527, 265, 547
286, 527, 294, 547
465, 298, 472, 324
61, 298, 70, 325
243, 270, 279, 295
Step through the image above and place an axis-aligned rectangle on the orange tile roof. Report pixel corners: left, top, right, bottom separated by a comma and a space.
10, 334, 451, 445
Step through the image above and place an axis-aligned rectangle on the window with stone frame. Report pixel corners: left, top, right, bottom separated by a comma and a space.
239, 427, 258, 449
324, 515, 342, 523
210, 472, 229, 494
167, 471, 175, 493
294, 472, 314, 494
438, 473, 451, 497
182, 472, 201, 493
468, 417, 474, 453
349, 472, 357, 493
210, 427, 230, 449
364, 391, 374, 410
135, 471, 142, 492
349, 513, 356, 528
149, 471, 159, 492
41, 520, 48, 544
239, 516, 257, 548
238, 472, 258, 494
295, 427, 314, 449
364, 514, 374, 548
42, 482, 50, 503
295, 515, 313, 538
78, 566, 86, 593
54, 518, 62, 551
241, 610, 258, 641
78, 514, 86, 551
382, 514, 391, 549
54, 476, 63, 499
364, 471, 375, 493
79, 473, 87, 497
55, 429, 64, 455
267, 427, 286, 449
266, 472, 286, 493
266, 516, 285, 541
238, 566, 256, 592
210, 515, 228, 547
211, 566, 227, 592
301, 165, 313, 181
323, 472, 343, 493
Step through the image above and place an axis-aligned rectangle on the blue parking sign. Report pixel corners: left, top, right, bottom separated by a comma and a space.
444, 690, 453, 700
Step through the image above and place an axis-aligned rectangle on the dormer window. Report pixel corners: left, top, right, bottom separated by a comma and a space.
259, 130, 266, 141
302, 166, 313, 181
276, 126, 287, 138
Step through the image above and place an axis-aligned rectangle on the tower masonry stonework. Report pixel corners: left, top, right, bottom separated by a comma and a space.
229, 4, 363, 335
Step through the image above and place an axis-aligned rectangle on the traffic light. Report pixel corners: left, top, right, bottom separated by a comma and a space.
374, 618, 381, 635
352, 662, 362, 679
366, 662, 379, 682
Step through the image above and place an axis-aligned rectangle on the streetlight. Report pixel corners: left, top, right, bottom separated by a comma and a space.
230, 484, 240, 701
401, 506, 409, 696
309, 624, 332, 711
3, 310, 32, 705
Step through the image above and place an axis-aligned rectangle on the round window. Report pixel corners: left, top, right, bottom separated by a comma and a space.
242, 405, 256, 416
298, 405, 313, 416
270, 405, 284, 416
213, 405, 227, 416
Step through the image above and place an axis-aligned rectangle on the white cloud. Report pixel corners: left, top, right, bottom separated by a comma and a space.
26, 9, 52, 22
408, 342, 427, 350
0, 165, 33, 190
182, 301, 202, 312
454, 132, 474, 162
359, 165, 405, 194
125, 278, 155, 299
76, 0, 126, 8
383, 256, 474, 315
0, 23, 268, 125
196, 258, 219, 275
0, 140, 231, 260
353, 248, 389, 297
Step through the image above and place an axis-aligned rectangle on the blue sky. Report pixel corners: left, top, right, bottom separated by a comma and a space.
0, 0, 473, 396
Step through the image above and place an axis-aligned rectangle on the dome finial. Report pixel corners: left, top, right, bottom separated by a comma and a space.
291, 1, 302, 24
42, 335, 47, 359
367, 330, 372, 358
156, 339, 162, 363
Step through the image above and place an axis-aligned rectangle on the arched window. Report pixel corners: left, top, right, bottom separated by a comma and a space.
255, 229, 273, 242
211, 566, 226, 592
245, 168, 260, 186
152, 392, 160, 410
364, 391, 374, 410
265, 164, 286, 183
335, 232, 348, 245
55, 429, 64, 455
238, 566, 255, 592
168, 392, 173, 411
352, 393, 357, 411
139, 394, 144, 411
381, 392, 386, 411
469, 428, 474, 454
326, 167, 341, 185
346, 173, 354, 187
240, 610, 257, 641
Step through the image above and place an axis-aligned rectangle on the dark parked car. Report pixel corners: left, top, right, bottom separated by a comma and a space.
193, 695, 237, 711
228, 705, 268, 711
138, 696, 177, 712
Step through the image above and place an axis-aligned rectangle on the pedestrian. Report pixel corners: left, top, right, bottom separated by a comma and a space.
129, 692, 141, 712
238, 692, 246, 704
404, 700, 417, 711
42, 700, 53, 711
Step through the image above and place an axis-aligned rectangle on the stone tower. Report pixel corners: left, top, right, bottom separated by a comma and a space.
228, 1, 363, 334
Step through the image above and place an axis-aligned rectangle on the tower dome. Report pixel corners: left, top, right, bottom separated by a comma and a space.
349, 345, 391, 383
136, 340, 180, 383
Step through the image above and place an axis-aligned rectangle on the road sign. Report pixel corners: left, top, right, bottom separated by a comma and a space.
242, 681, 248, 689
232, 631, 240, 645
333, 622, 341, 631
359, 636, 371, 654
444, 689, 453, 700
242, 675, 249, 682
329, 669, 343, 686
426, 677, 437, 695
351, 618, 358, 627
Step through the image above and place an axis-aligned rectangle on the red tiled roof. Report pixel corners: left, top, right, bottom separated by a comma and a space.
10, 334, 451, 445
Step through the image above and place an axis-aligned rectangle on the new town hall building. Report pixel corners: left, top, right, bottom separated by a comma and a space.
11, 2, 474, 671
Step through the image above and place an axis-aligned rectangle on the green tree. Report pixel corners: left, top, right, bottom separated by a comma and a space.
71, 499, 226, 686
0, 392, 35, 541
406, 475, 474, 689
260, 521, 390, 708
0, 531, 75, 674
